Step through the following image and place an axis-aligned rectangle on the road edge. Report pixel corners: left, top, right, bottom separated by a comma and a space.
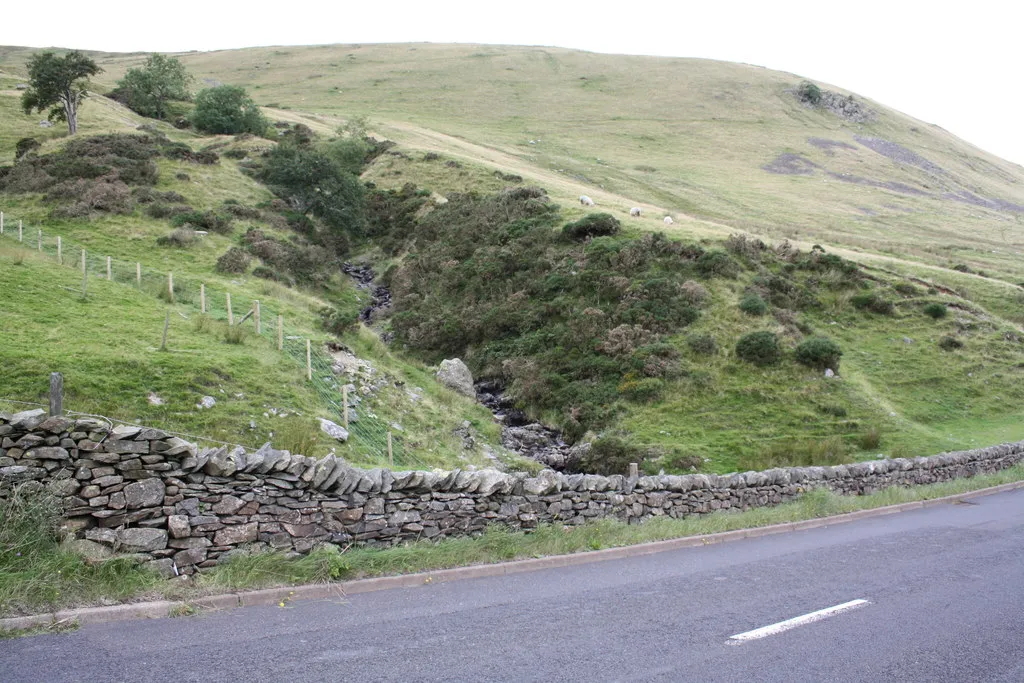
4, 478, 1022, 632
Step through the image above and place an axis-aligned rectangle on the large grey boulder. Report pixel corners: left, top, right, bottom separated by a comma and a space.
319, 418, 349, 443
436, 359, 475, 398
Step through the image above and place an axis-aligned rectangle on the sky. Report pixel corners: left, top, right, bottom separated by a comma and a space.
5, 0, 1022, 165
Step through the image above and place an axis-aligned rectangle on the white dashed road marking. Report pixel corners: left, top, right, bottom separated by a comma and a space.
729, 599, 871, 642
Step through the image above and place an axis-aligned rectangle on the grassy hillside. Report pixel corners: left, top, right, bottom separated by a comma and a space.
22, 42, 1018, 284
1, 43, 1022, 476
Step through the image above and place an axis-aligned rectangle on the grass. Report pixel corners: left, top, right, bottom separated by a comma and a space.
5, 466, 1021, 619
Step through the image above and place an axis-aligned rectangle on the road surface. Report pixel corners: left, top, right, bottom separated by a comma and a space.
3, 489, 1023, 682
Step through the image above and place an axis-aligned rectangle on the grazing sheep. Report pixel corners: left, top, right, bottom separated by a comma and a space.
630, 207, 642, 217
579, 195, 595, 206
663, 216, 674, 225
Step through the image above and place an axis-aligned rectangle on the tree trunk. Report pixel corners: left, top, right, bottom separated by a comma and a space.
63, 90, 78, 135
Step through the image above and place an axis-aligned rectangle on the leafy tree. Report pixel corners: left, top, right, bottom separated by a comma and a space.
113, 54, 192, 120
21, 51, 102, 135
191, 85, 267, 135
261, 141, 366, 236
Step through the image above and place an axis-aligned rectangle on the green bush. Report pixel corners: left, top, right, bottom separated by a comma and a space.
738, 292, 768, 316
171, 209, 233, 234
562, 213, 621, 240
797, 80, 823, 105
938, 335, 963, 351
156, 227, 198, 248
923, 302, 948, 319
735, 331, 781, 366
574, 436, 653, 476
191, 85, 268, 135
893, 282, 921, 296
687, 333, 717, 355
850, 292, 894, 314
794, 336, 842, 371
696, 249, 739, 278
319, 305, 357, 336
617, 376, 665, 402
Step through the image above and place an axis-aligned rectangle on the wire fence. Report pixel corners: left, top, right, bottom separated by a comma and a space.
0, 209, 421, 468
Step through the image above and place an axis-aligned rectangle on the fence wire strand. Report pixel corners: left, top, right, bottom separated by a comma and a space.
0, 211, 421, 468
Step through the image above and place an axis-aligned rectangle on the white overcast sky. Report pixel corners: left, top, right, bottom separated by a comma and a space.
5, 0, 1022, 165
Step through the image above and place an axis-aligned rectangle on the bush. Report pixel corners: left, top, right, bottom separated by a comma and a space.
215, 247, 251, 273
923, 302, 948, 319
738, 292, 768, 316
893, 282, 921, 296
191, 85, 268, 135
574, 436, 653, 476
858, 427, 881, 450
156, 227, 198, 248
735, 331, 780, 366
15, 137, 41, 160
679, 280, 709, 306
562, 213, 621, 240
696, 249, 739, 278
797, 80, 823, 105
794, 336, 842, 371
687, 333, 717, 355
850, 292, 894, 314
938, 335, 963, 351
171, 209, 233, 234
616, 376, 665, 402
319, 305, 357, 336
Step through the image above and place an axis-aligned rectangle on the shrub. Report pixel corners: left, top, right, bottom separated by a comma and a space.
156, 227, 198, 248
923, 302, 948, 319
687, 333, 717, 355
224, 324, 248, 345
171, 209, 232, 234
893, 282, 921, 296
797, 80, 822, 105
680, 280, 709, 306
858, 427, 881, 450
696, 249, 739, 278
175, 172, 191, 181
574, 436, 652, 476
738, 292, 768, 316
850, 292, 894, 314
938, 335, 963, 351
795, 336, 842, 371
15, 137, 41, 160
735, 331, 780, 366
191, 85, 268, 135
617, 376, 665, 402
319, 306, 357, 336
215, 247, 251, 273
562, 213, 621, 240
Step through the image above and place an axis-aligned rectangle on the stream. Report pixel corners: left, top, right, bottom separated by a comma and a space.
342, 263, 581, 470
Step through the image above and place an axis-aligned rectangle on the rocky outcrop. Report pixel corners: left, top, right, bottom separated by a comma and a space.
2, 408, 1022, 578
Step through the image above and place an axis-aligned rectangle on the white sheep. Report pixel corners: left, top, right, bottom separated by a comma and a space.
579, 195, 595, 206
630, 207, 642, 217
663, 216, 674, 225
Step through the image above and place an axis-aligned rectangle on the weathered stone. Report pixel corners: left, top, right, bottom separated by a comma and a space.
319, 419, 349, 443
148, 558, 178, 578
10, 409, 46, 430
108, 491, 127, 510
212, 495, 245, 515
213, 522, 259, 546
117, 528, 168, 552
436, 359, 475, 397
93, 474, 124, 488
124, 478, 165, 508
174, 547, 207, 567
167, 515, 191, 538
85, 527, 117, 545
104, 439, 149, 454
168, 536, 211, 549
25, 446, 70, 461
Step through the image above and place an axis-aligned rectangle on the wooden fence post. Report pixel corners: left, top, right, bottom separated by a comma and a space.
136, 262, 141, 287
81, 249, 88, 297
387, 432, 394, 467
200, 284, 206, 313
106, 256, 112, 281
160, 310, 170, 351
37, 230, 42, 252
0, 211, 4, 234
629, 462, 639, 478
254, 300, 261, 335
226, 292, 233, 325
49, 372, 64, 416
342, 385, 349, 430
57, 236, 62, 265
306, 339, 312, 380
18, 220, 23, 242
277, 315, 283, 351
168, 272, 175, 303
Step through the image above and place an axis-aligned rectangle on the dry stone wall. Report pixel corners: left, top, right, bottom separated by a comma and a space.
2, 408, 1022, 577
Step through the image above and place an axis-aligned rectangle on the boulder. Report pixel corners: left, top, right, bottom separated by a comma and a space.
436, 359, 475, 398
319, 418, 349, 443
117, 528, 168, 552
124, 478, 165, 509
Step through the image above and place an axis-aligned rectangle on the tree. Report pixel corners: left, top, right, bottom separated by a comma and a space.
261, 141, 366, 236
21, 51, 102, 135
113, 54, 192, 120
191, 85, 267, 135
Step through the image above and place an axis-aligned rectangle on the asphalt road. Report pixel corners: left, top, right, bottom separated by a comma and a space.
3, 489, 1023, 683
